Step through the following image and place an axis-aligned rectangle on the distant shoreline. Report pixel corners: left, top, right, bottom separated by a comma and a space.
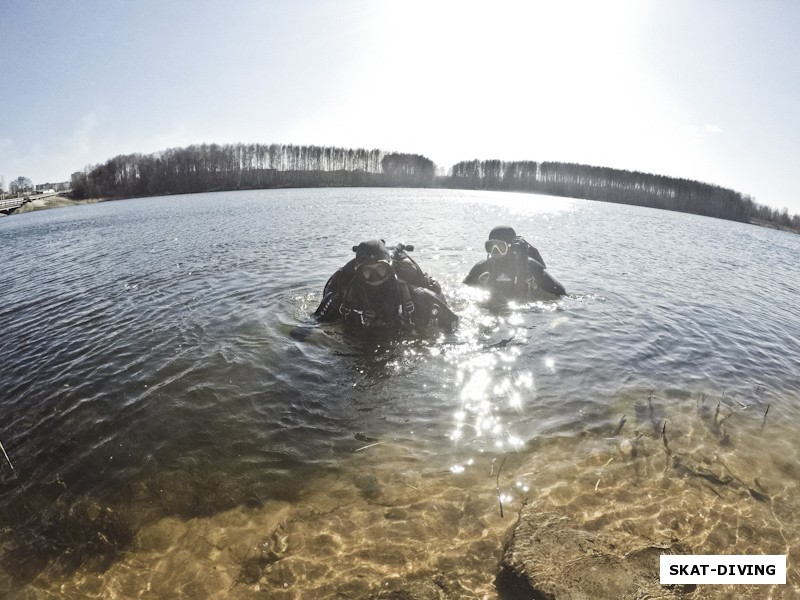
748, 217, 800, 235
4, 191, 799, 235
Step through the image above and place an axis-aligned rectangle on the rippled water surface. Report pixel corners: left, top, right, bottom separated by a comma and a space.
1, 188, 799, 598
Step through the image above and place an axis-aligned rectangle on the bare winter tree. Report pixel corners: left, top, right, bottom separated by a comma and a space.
9, 176, 32, 194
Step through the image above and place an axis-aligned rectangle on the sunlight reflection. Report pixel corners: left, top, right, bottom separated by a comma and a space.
447, 310, 538, 455
453, 190, 577, 216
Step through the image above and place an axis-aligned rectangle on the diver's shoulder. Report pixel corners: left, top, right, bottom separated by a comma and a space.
464, 258, 489, 284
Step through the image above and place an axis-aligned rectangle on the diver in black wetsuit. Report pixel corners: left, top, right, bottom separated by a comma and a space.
315, 239, 458, 332
464, 225, 566, 298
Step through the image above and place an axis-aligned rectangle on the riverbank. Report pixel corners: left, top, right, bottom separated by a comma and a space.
18, 195, 99, 213
749, 217, 800, 235
0, 195, 100, 216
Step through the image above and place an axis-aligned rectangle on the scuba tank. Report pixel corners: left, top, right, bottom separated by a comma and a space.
511, 235, 546, 268
386, 242, 457, 329
390, 243, 444, 297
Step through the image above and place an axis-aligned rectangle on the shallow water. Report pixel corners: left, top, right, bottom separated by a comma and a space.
1, 188, 799, 598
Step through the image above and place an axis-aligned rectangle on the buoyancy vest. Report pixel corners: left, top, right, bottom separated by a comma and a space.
314, 245, 457, 331
480, 239, 565, 297
339, 274, 410, 330
487, 250, 531, 296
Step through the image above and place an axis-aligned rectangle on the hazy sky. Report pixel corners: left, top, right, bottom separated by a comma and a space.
2, 0, 798, 214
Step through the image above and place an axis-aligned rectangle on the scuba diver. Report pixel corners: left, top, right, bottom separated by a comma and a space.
314, 239, 458, 332
464, 225, 566, 298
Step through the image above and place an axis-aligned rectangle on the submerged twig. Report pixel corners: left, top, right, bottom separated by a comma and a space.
716, 466, 753, 498
355, 441, 386, 452
0, 437, 15, 475
760, 405, 771, 432
495, 455, 507, 518
614, 414, 627, 436
647, 390, 665, 433
595, 456, 615, 492
661, 421, 671, 456
496, 455, 506, 488
718, 408, 744, 426
715, 455, 770, 503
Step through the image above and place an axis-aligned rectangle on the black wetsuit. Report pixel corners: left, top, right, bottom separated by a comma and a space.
315, 246, 458, 332
464, 244, 566, 298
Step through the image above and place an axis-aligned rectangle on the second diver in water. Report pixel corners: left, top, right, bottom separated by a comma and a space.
464, 225, 566, 299
315, 239, 458, 332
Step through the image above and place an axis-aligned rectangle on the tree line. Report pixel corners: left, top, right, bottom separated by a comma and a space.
69, 143, 798, 231
445, 159, 755, 221
444, 158, 799, 228
70, 143, 434, 199
3, 176, 33, 194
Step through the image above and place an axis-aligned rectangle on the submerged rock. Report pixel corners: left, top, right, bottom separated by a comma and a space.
617, 438, 636, 460
496, 502, 693, 599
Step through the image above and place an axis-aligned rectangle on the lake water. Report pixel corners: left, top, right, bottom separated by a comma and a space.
1, 188, 799, 598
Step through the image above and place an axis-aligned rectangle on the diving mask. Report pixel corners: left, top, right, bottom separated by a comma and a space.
359, 260, 393, 285
485, 239, 509, 256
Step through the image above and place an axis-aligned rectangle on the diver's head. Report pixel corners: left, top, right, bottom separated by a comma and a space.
485, 225, 517, 260
353, 239, 394, 286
